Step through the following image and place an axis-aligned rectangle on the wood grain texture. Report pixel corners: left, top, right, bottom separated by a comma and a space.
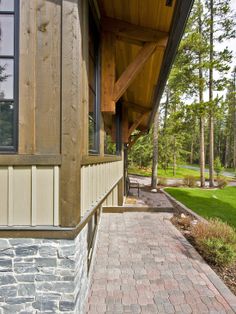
60, 0, 83, 227
113, 42, 157, 103
0, 155, 61, 165
18, 0, 36, 154
128, 112, 149, 137
35, 0, 61, 154
124, 101, 151, 114
102, 16, 168, 44
101, 32, 116, 113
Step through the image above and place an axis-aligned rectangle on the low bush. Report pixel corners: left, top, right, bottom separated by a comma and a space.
217, 177, 228, 189
183, 175, 196, 187
191, 219, 236, 244
199, 238, 236, 266
191, 219, 236, 267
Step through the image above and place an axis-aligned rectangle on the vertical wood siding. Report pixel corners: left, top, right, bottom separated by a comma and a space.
80, 161, 123, 217
19, 0, 61, 154
0, 166, 59, 226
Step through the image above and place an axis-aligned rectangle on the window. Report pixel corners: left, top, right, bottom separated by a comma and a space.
0, 0, 18, 152
88, 11, 100, 154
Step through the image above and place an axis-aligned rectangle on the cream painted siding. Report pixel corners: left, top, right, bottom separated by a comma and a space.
0, 166, 59, 226
81, 160, 123, 217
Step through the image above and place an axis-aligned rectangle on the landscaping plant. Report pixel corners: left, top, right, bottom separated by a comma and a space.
183, 175, 196, 187
191, 219, 236, 267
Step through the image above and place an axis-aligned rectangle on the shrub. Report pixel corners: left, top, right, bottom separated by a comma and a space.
214, 157, 224, 177
191, 219, 236, 245
158, 177, 167, 186
191, 219, 236, 267
217, 177, 228, 189
183, 175, 196, 187
199, 238, 236, 266
177, 215, 192, 229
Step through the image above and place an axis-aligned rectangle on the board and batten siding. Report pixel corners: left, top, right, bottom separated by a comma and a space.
81, 160, 123, 217
0, 166, 59, 226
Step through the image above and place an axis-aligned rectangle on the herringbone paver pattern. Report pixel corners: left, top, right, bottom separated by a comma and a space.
86, 212, 236, 313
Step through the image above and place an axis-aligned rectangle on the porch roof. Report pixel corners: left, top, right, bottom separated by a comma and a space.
98, 0, 194, 136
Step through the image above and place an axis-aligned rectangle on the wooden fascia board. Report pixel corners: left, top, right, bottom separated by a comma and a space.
112, 42, 158, 103
102, 16, 168, 44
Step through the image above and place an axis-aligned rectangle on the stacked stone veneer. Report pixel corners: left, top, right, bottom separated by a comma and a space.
0, 226, 90, 314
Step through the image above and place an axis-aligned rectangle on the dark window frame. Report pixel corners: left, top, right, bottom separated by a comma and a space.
0, 0, 19, 153
88, 8, 100, 155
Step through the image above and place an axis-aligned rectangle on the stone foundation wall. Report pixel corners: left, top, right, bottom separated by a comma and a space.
0, 226, 90, 314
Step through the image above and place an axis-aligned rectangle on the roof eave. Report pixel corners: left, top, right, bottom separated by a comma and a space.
147, 0, 195, 129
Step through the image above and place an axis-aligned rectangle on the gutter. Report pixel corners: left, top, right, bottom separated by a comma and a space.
148, 0, 195, 128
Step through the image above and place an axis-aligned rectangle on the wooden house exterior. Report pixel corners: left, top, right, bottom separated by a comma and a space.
0, 0, 193, 312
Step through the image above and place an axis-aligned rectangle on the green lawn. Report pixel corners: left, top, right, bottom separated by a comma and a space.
165, 187, 236, 228
128, 165, 209, 179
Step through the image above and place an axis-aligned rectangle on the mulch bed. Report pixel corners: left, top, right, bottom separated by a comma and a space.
171, 215, 236, 296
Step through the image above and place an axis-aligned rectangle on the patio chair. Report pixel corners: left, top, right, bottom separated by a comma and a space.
126, 176, 140, 197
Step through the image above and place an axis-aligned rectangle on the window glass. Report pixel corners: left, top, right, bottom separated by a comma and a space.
0, 0, 17, 152
0, 15, 14, 55
0, 0, 14, 12
88, 12, 100, 154
0, 101, 14, 146
0, 59, 14, 99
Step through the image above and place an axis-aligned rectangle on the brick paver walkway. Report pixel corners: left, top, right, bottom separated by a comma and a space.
86, 212, 236, 313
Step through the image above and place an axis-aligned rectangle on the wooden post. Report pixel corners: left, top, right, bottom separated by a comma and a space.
101, 32, 116, 113
118, 178, 124, 206
122, 104, 129, 143
60, 0, 83, 227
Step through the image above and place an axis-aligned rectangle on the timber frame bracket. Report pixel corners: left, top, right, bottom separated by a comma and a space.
101, 18, 168, 115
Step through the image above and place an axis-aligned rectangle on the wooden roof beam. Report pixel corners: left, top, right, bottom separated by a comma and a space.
101, 32, 116, 113
123, 101, 151, 114
128, 113, 149, 137
128, 131, 147, 150
113, 42, 158, 103
102, 16, 169, 45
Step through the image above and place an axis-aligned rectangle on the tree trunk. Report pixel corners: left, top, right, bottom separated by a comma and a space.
200, 116, 205, 187
209, 0, 215, 187
163, 88, 169, 132
233, 70, 236, 170
190, 139, 194, 165
151, 111, 159, 188
225, 134, 230, 168
173, 140, 177, 177
198, 0, 205, 188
